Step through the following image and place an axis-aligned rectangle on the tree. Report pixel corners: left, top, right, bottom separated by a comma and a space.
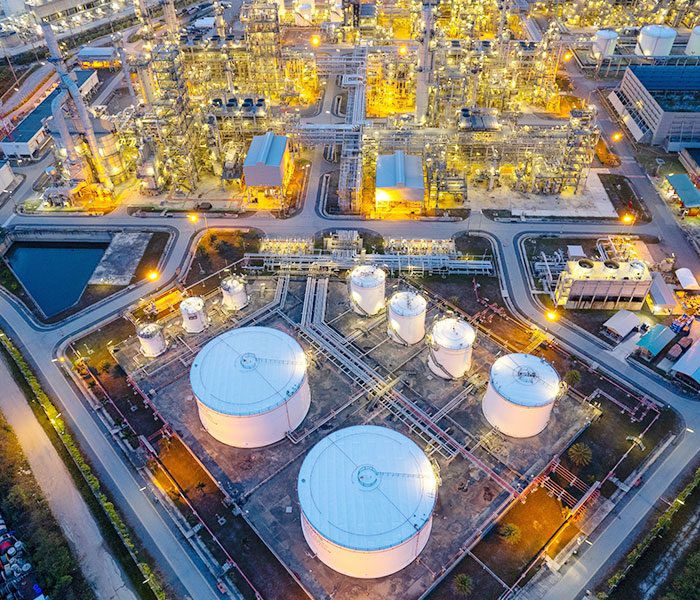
565, 369, 582, 387
497, 522, 522, 545
453, 573, 474, 597
568, 442, 593, 467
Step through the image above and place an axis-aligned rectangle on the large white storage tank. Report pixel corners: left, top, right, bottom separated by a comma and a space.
427, 317, 476, 379
592, 29, 618, 59
221, 276, 249, 311
635, 25, 676, 57
137, 323, 167, 357
685, 26, 700, 55
387, 291, 427, 345
180, 296, 207, 333
482, 353, 561, 438
298, 425, 437, 578
190, 326, 311, 448
348, 265, 386, 316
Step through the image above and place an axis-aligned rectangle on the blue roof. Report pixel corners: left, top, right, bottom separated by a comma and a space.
685, 148, 700, 167
243, 132, 287, 168
1, 70, 95, 145
667, 174, 700, 208
630, 65, 700, 91
637, 324, 675, 357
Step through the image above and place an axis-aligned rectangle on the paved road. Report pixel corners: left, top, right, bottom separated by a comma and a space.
0, 354, 138, 600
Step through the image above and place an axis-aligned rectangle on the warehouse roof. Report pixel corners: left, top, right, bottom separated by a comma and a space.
636, 324, 675, 357
667, 174, 700, 208
243, 132, 288, 168
603, 310, 640, 339
77, 46, 117, 59
650, 272, 678, 309
376, 151, 424, 190
672, 341, 700, 383
676, 267, 700, 291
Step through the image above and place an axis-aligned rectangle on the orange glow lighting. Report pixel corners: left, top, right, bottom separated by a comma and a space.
310, 35, 321, 47
611, 131, 624, 142
147, 270, 160, 281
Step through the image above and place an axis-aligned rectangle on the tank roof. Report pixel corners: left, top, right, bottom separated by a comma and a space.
181, 296, 205, 312
138, 323, 161, 338
389, 291, 427, 317
298, 426, 436, 551
190, 326, 306, 416
349, 265, 386, 288
641, 24, 676, 37
221, 275, 245, 291
489, 353, 560, 407
431, 317, 476, 350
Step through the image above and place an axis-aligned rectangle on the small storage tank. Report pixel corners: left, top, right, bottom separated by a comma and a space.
298, 425, 437, 578
427, 317, 476, 379
137, 323, 167, 357
482, 353, 561, 438
220, 276, 249, 311
685, 26, 700, 55
635, 25, 676, 57
387, 291, 427, 345
348, 265, 386, 316
180, 296, 207, 334
190, 326, 311, 447
592, 29, 618, 59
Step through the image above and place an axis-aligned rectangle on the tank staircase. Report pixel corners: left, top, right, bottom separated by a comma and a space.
298, 277, 519, 496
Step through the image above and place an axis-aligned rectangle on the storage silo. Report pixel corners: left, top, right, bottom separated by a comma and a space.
137, 323, 167, 357
298, 425, 437, 578
427, 317, 476, 379
221, 276, 249, 311
190, 326, 310, 447
686, 26, 700, 55
387, 291, 427, 345
348, 265, 386, 316
482, 353, 561, 438
180, 296, 207, 333
592, 29, 618, 59
635, 25, 676, 57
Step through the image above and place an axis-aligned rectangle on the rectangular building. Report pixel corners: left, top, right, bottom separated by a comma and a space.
554, 259, 652, 310
375, 151, 424, 214
243, 132, 290, 208
608, 65, 700, 151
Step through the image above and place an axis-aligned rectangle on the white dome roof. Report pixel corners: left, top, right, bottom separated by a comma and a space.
349, 265, 386, 288
138, 323, 161, 338
181, 296, 205, 313
298, 425, 437, 551
221, 276, 245, 292
431, 317, 475, 350
389, 291, 427, 317
641, 24, 676, 38
489, 353, 560, 407
190, 327, 307, 416
596, 29, 618, 39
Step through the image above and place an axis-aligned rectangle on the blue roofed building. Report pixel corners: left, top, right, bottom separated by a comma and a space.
665, 173, 700, 215
243, 132, 291, 208
375, 151, 424, 215
636, 324, 676, 359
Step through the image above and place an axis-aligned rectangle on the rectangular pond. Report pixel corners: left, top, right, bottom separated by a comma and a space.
6, 242, 109, 317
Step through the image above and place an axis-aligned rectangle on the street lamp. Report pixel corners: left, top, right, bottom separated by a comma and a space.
310, 34, 321, 47
562, 50, 573, 61
621, 213, 635, 225
147, 270, 160, 281
546, 310, 559, 322
611, 131, 624, 143
187, 213, 199, 224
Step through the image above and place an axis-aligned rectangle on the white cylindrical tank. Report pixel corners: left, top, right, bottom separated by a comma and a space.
635, 24, 676, 57
190, 326, 311, 447
482, 353, 561, 438
137, 323, 167, 357
387, 291, 427, 345
348, 265, 386, 316
592, 29, 618, 59
298, 425, 437, 578
180, 296, 207, 334
427, 317, 476, 379
685, 26, 700, 55
220, 276, 249, 311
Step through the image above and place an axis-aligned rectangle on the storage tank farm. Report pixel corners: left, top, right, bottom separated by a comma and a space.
387, 291, 427, 345
348, 265, 386, 316
592, 29, 619, 59
297, 425, 437, 578
137, 323, 167, 358
635, 24, 677, 57
482, 353, 561, 438
427, 317, 476, 379
180, 296, 207, 333
190, 326, 311, 447
220, 276, 249, 311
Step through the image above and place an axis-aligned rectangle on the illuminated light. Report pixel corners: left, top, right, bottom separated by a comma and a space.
611, 131, 624, 143
399, 45, 408, 56
621, 213, 635, 224
563, 50, 574, 61
310, 34, 321, 47
147, 270, 160, 281
188, 213, 199, 223
546, 311, 559, 322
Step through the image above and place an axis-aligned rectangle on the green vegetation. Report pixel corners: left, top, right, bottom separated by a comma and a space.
0, 409, 94, 600
453, 573, 475, 597
0, 260, 21, 294
564, 369, 582, 387
0, 332, 165, 600
497, 523, 522, 545
661, 550, 700, 600
568, 442, 593, 467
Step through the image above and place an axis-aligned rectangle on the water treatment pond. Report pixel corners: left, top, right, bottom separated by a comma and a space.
6, 242, 108, 317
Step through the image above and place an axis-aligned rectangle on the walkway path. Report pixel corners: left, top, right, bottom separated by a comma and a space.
0, 354, 138, 600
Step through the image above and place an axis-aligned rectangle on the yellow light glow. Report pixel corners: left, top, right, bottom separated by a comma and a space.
310, 34, 321, 47
611, 131, 624, 143
621, 213, 635, 224
563, 50, 573, 61
399, 45, 408, 56
147, 270, 160, 281
546, 311, 559, 322
188, 213, 199, 223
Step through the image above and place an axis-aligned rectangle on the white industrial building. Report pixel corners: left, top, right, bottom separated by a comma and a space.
387, 291, 427, 345
375, 151, 424, 213
243, 132, 290, 207
348, 265, 386, 316
427, 317, 476, 379
554, 259, 651, 310
482, 353, 561, 438
297, 425, 437, 578
190, 327, 311, 447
